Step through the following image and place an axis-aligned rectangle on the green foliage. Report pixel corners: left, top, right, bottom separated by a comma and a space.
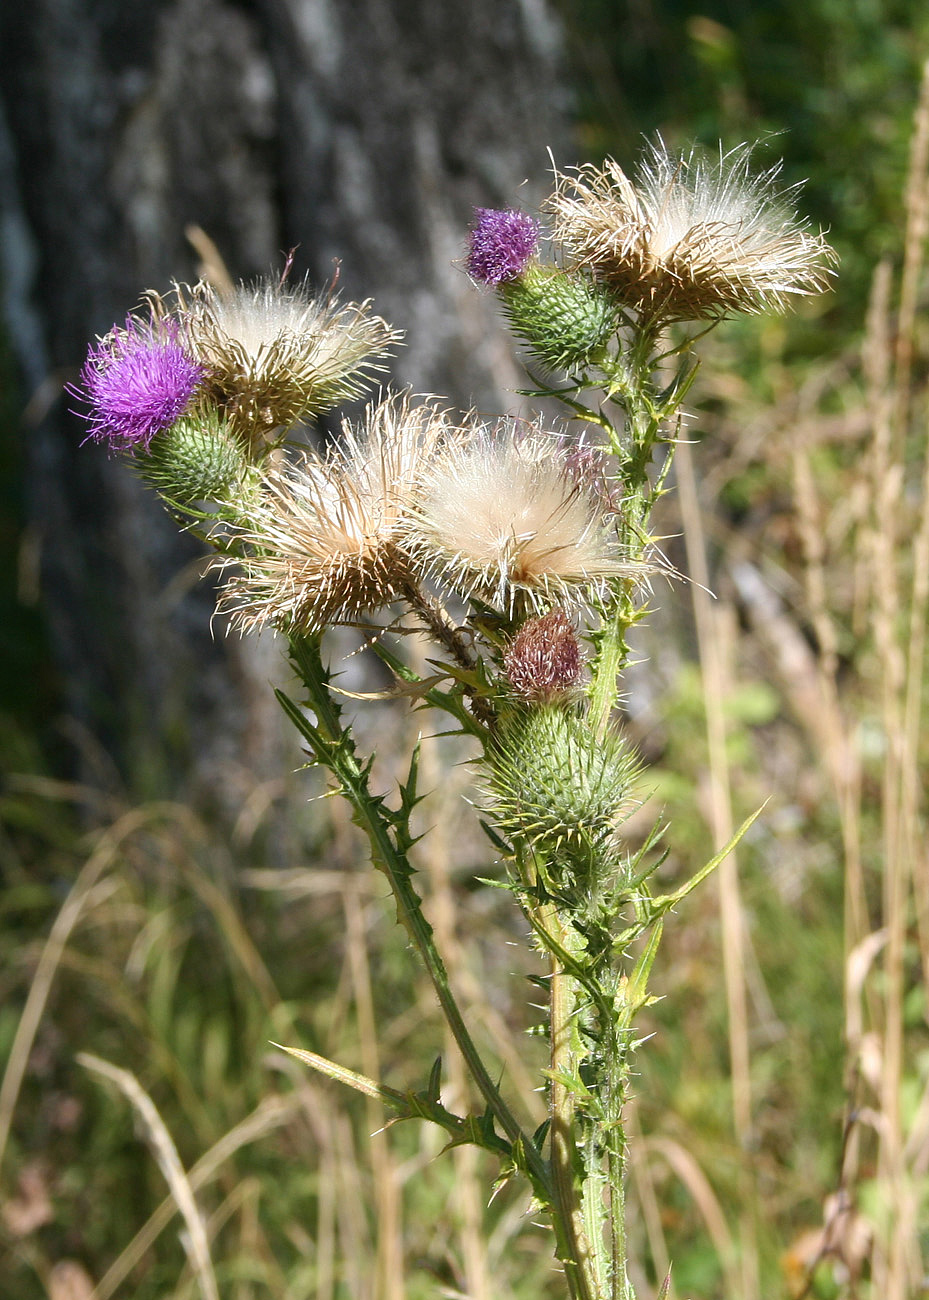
558, 0, 929, 327
0, 774, 553, 1300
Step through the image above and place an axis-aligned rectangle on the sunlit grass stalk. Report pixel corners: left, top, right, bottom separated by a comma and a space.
770, 69, 929, 1297
342, 886, 404, 1300
676, 438, 759, 1300
876, 60, 929, 1300
77, 1053, 220, 1300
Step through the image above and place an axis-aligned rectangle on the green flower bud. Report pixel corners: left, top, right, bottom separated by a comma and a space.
486, 704, 640, 891
141, 410, 251, 506
498, 265, 618, 371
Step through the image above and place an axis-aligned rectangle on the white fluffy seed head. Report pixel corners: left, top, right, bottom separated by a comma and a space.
175, 279, 402, 439
217, 392, 451, 633
546, 139, 836, 323
411, 419, 640, 611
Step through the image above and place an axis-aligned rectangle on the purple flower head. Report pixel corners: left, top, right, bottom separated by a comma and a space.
70, 317, 205, 451
466, 208, 539, 286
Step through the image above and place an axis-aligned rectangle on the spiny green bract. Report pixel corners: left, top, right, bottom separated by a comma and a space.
485, 704, 640, 892
498, 265, 618, 372
142, 410, 251, 505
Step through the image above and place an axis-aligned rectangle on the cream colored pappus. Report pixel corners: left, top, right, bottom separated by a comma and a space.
216, 393, 453, 634
409, 420, 644, 613
166, 279, 402, 439
546, 138, 837, 323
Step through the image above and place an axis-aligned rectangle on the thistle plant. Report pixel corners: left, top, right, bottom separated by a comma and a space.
72, 140, 835, 1299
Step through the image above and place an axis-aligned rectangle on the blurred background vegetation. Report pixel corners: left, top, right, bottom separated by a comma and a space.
2, 2, 929, 1298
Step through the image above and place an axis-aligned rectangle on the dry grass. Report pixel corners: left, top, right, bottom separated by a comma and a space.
0, 728, 558, 1299
5, 69, 929, 1300
620, 59, 929, 1300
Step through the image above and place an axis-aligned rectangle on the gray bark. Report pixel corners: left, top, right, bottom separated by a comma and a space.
0, 0, 569, 816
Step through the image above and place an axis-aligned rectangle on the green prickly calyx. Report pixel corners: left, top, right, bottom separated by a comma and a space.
142, 410, 252, 506
498, 265, 618, 372
485, 704, 640, 896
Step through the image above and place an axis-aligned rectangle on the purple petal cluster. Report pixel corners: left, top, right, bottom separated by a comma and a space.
466, 208, 539, 286
71, 319, 205, 451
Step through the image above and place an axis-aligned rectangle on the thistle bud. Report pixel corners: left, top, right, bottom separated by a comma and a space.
498, 264, 617, 371
141, 410, 252, 506
486, 705, 640, 890
503, 609, 583, 703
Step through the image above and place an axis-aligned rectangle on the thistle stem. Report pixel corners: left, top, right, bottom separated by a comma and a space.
397, 576, 496, 728
536, 897, 609, 1300
280, 635, 608, 1289
286, 636, 530, 1146
550, 956, 594, 1300
604, 1032, 630, 1300
542, 332, 684, 1300
589, 607, 631, 740
398, 575, 476, 674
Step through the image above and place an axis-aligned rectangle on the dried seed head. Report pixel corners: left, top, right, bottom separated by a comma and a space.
181, 279, 402, 438
69, 316, 205, 451
218, 392, 451, 634
503, 609, 584, 703
546, 140, 836, 323
411, 419, 640, 612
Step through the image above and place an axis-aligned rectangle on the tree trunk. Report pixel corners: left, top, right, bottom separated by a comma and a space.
0, 0, 568, 817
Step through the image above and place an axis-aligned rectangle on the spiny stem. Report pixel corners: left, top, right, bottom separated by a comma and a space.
589, 606, 631, 740
550, 961, 593, 1300
397, 576, 496, 728
541, 328, 689, 1300
604, 1026, 629, 1300
398, 575, 476, 673
284, 636, 557, 1203
539, 900, 602, 1300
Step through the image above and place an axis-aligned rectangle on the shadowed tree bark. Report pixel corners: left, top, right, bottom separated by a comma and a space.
0, 0, 569, 817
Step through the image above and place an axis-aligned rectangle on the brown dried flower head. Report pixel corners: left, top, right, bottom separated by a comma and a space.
546, 140, 836, 323
219, 393, 451, 634
412, 418, 640, 612
504, 608, 584, 703
180, 279, 402, 437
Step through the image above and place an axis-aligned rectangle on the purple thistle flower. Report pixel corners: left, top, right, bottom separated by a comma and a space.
70, 318, 205, 451
466, 208, 539, 286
